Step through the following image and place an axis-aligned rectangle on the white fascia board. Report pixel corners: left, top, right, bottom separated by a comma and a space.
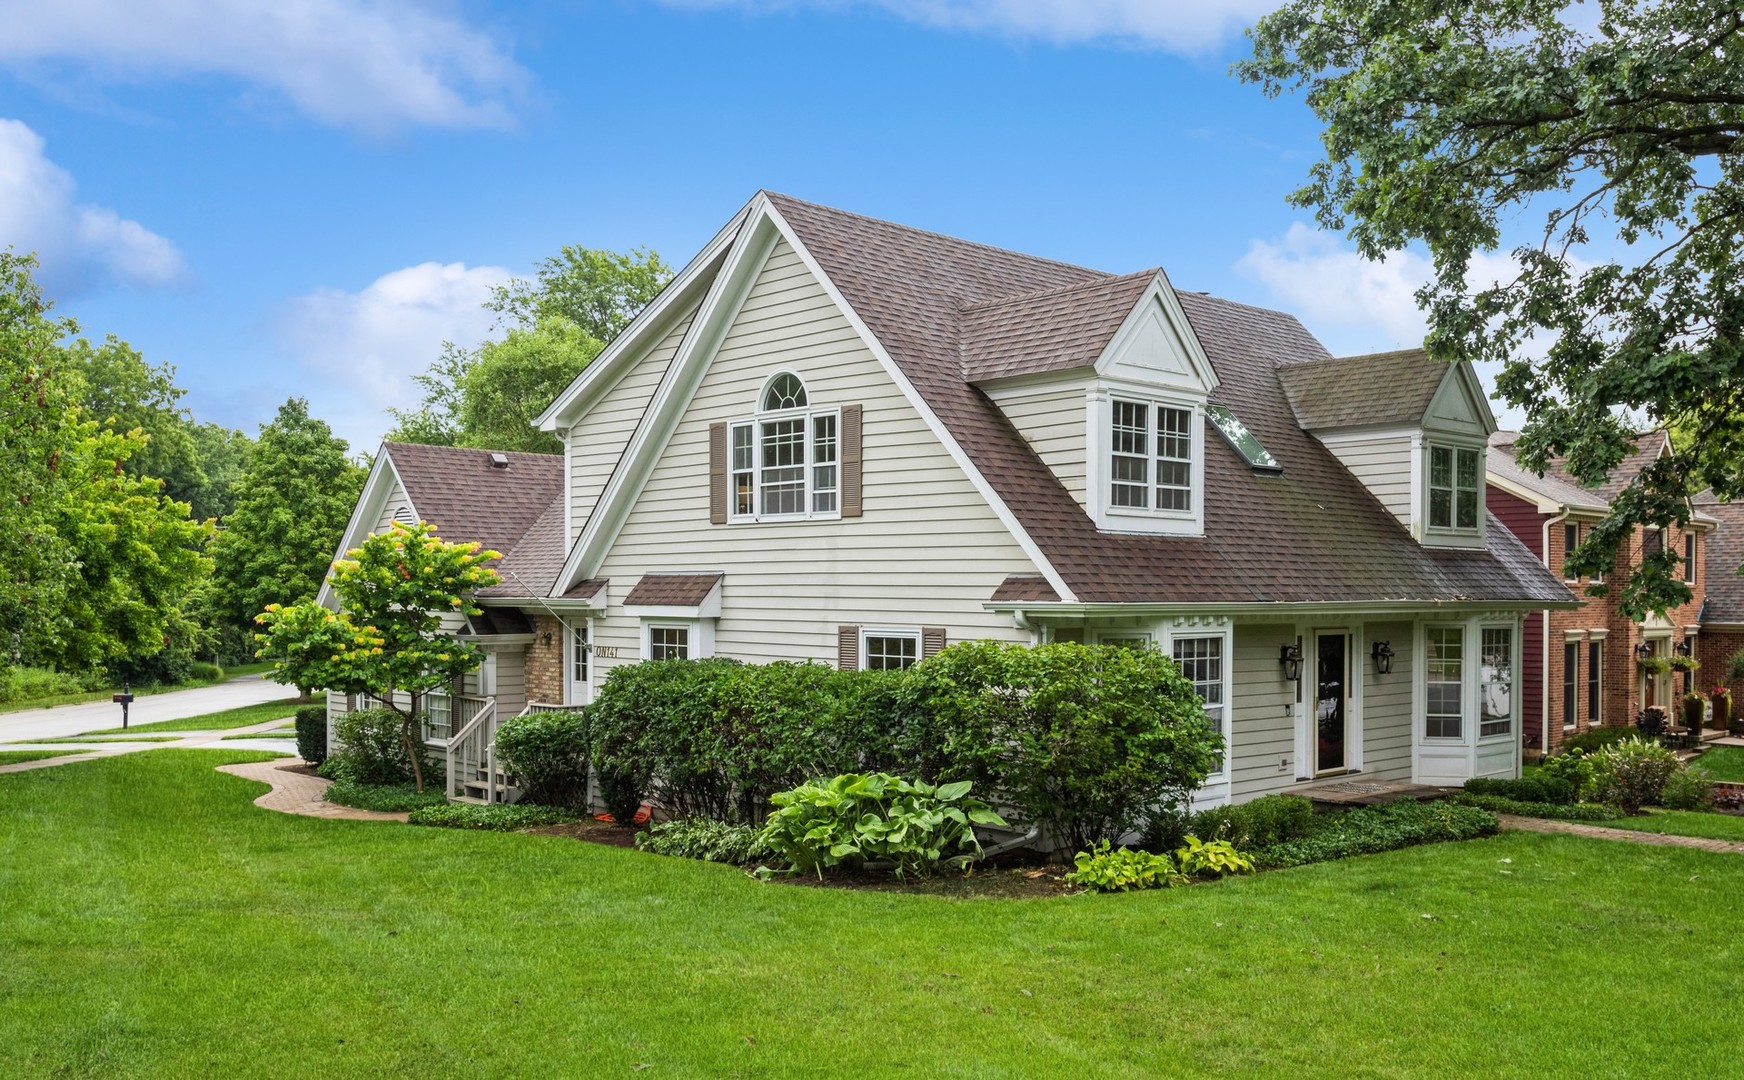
985, 597, 1584, 619
316, 446, 409, 610
555, 197, 781, 595
1484, 469, 1567, 515
1091, 272, 1220, 395
761, 198, 1081, 604
535, 201, 752, 432
475, 595, 607, 613
1451, 362, 1499, 434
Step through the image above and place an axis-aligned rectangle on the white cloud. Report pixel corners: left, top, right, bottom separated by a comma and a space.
279, 260, 511, 449
1235, 223, 1536, 425
0, 118, 185, 291
0, 0, 528, 133
664, 0, 1274, 52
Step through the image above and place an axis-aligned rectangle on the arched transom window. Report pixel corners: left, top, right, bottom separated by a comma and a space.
729, 372, 839, 518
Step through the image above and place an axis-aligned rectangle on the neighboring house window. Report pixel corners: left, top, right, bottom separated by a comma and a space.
1428, 446, 1481, 530
1172, 635, 1228, 775
1643, 526, 1666, 557
728, 372, 840, 520
1562, 523, 1579, 580
648, 625, 690, 661
1480, 628, 1512, 738
1563, 642, 1579, 729
861, 629, 920, 671
1425, 627, 1464, 739
1685, 533, 1697, 584
1110, 397, 1192, 513
1587, 641, 1602, 725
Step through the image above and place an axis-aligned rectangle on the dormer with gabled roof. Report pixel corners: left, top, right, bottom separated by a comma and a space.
1278, 349, 1496, 550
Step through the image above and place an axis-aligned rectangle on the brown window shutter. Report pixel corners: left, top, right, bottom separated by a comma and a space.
840, 404, 863, 518
838, 625, 860, 671
708, 422, 728, 524
922, 627, 946, 659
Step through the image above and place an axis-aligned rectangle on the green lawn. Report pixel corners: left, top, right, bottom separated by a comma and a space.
1693, 746, 1744, 782
79, 696, 316, 736
219, 729, 297, 741
0, 749, 91, 766
9, 736, 184, 745
2, 751, 1741, 1077
1599, 809, 1744, 842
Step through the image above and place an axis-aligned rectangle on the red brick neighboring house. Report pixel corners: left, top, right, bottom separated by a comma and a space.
1695, 496, 1744, 704
1486, 430, 1716, 757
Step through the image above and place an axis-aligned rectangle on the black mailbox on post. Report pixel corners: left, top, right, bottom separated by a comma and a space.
111, 683, 134, 730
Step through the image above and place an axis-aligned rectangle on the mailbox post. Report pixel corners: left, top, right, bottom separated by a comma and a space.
111, 682, 134, 730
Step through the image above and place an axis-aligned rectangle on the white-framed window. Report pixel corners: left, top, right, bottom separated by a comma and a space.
1480, 627, 1513, 738
566, 622, 590, 705
728, 371, 840, 521
860, 628, 920, 671
1427, 445, 1481, 531
1425, 626, 1464, 739
1172, 634, 1229, 775
1109, 396, 1193, 514
648, 624, 691, 661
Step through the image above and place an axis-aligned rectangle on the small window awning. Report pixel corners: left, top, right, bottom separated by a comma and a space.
1207, 404, 1281, 474
623, 572, 724, 618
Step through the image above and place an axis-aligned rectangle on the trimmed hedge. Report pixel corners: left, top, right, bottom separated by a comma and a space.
1142, 794, 1317, 853
1447, 792, 1624, 821
494, 709, 588, 809
1463, 775, 1575, 805
1252, 801, 1498, 869
1561, 727, 1644, 755
294, 705, 328, 766
407, 803, 577, 831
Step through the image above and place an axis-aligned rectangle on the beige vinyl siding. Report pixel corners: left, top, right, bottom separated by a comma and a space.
591, 237, 1038, 672
1229, 623, 1303, 801
488, 647, 528, 720
567, 304, 699, 541
373, 473, 416, 533
984, 381, 1089, 510
1315, 430, 1414, 531
1360, 620, 1414, 780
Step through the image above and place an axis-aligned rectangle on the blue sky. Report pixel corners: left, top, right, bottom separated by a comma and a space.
0, 0, 1492, 451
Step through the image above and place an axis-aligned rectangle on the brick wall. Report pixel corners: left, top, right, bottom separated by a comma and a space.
525, 614, 565, 705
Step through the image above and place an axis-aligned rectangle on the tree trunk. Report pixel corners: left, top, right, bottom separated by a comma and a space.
403, 719, 426, 793
295, 686, 314, 704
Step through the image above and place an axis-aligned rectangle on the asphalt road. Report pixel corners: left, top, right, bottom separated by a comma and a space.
0, 675, 299, 743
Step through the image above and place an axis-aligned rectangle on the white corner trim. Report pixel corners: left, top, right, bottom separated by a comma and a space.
761, 199, 1080, 604
316, 445, 410, 610
555, 197, 780, 594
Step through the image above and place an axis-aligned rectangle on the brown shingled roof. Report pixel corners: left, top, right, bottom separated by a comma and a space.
1699, 496, 1744, 625
766, 193, 1573, 606
1547, 430, 1668, 502
623, 572, 722, 608
960, 271, 1157, 383
991, 575, 1062, 603
1276, 349, 1451, 431
385, 442, 563, 558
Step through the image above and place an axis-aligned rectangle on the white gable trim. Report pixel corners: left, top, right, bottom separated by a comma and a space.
316, 444, 411, 610
1423, 362, 1498, 436
552, 195, 1078, 603
535, 200, 753, 432
1093, 273, 1220, 394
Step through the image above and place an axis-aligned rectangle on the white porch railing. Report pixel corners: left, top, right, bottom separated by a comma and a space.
521, 701, 577, 715
423, 692, 492, 745
445, 698, 502, 803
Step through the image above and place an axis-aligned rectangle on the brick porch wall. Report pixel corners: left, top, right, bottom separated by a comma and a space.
525, 614, 566, 705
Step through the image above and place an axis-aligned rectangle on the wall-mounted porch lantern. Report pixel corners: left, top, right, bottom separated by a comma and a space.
1279, 642, 1304, 682
1371, 640, 1394, 676
1674, 638, 1694, 657
1634, 641, 1655, 659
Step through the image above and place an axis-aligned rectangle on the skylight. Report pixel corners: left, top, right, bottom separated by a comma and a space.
1206, 404, 1281, 474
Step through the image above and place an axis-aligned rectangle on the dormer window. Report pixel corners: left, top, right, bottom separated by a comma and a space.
1428, 444, 1481, 531
1109, 396, 1193, 513
726, 372, 840, 521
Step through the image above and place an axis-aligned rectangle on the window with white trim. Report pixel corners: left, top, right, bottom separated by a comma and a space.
648, 625, 690, 661
1110, 397, 1192, 513
1425, 626, 1464, 739
1480, 627, 1513, 738
1428, 445, 1481, 531
1172, 635, 1228, 775
570, 624, 588, 686
861, 629, 919, 671
729, 372, 839, 520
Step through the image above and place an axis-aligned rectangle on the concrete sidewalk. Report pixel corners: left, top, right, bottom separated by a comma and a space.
0, 675, 298, 743
0, 718, 298, 775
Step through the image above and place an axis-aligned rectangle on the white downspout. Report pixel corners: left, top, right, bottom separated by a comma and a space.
1543, 508, 1573, 756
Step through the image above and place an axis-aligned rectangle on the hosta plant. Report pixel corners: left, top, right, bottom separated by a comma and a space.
1174, 836, 1254, 879
1064, 841, 1180, 893
756, 773, 1006, 879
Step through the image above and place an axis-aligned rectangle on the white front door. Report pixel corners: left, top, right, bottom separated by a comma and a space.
565, 621, 591, 706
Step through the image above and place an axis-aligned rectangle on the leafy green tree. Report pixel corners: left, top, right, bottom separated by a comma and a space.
1240, 0, 1744, 619
255, 521, 501, 789
62, 335, 203, 509
186, 422, 253, 522
389, 245, 672, 453
210, 398, 365, 628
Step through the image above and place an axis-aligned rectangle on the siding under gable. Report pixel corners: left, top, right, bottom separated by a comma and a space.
591, 237, 1039, 670
984, 380, 1089, 511
568, 303, 700, 542
1314, 430, 1414, 533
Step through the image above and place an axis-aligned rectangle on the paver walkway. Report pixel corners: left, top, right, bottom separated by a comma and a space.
217, 758, 409, 823
1497, 814, 1744, 854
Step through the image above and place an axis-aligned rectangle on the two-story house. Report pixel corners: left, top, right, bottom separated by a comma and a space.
323, 192, 1575, 804
1486, 430, 1718, 756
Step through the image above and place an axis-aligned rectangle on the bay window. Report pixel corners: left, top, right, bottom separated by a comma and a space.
1425, 626, 1464, 739
1480, 627, 1512, 737
1172, 634, 1229, 776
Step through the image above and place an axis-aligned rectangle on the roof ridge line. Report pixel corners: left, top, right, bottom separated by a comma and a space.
958, 268, 1154, 313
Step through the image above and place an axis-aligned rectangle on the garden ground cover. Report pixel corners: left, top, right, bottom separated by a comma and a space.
78, 696, 315, 736
2, 750, 1741, 1078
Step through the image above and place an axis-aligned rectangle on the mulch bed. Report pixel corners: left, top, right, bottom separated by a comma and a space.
279, 761, 322, 778
523, 818, 642, 848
